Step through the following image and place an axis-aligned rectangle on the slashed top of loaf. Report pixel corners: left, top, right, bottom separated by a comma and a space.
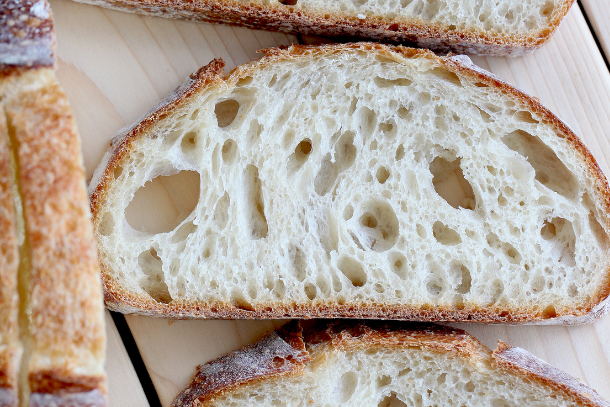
172, 321, 610, 407
90, 43, 610, 323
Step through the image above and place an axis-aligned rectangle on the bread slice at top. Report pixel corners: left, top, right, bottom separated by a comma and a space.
89, 43, 610, 324
71, 0, 574, 56
0, 1, 107, 405
171, 320, 610, 407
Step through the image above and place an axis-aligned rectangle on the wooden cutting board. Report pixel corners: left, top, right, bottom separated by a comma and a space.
49, 0, 610, 405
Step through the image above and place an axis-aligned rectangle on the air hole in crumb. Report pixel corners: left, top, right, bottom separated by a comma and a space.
542, 304, 557, 319
268, 74, 277, 87
397, 106, 409, 119
243, 164, 268, 239
351, 199, 399, 252
540, 1, 554, 17
430, 155, 476, 210
237, 76, 253, 86
390, 253, 407, 279
433, 221, 461, 246
416, 224, 426, 238
486, 233, 522, 264
426, 277, 444, 297
213, 193, 230, 231
292, 246, 307, 282
489, 280, 504, 304
180, 131, 198, 154
138, 248, 172, 304
374, 76, 412, 87
314, 131, 356, 196
343, 204, 354, 220
377, 375, 392, 388
376, 166, 390, 184
430, 67, 462, 87
335, 372, 358, 403
98, 212, 115, 236
288, 139, 313, 174
113, 165, 123, 179
515, 110, 539, 123
588, 212, 610, 249
464, 381, 475, 392
456, 264, 471, 294
395, 145, 405, 160
304, 283, 317, 300
541, 217, 576, 266
502, 130, 577, 198
126, 170, 200, 234
378, 392, 407, 407
337, 257, 367, 287
222, 139, 238, 164
231, 290, 254, 311
190, 109, 199, 120
171, 221, 196, 243
215, 99, 240, 127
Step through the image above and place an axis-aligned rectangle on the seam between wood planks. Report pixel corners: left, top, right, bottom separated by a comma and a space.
111, 311, 163, 407
578, 0, 610, 73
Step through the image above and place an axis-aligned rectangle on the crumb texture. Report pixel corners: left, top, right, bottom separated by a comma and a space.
93, 48, 610, 320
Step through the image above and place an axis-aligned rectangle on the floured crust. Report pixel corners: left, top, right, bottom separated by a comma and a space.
173, 321, 310, 407
72, 0, 574, 56
493, 342, 610, 407
0, 0, 54, 73
172, 321, 610, 406
0, 388, 16, 407
89, 43, 610, 325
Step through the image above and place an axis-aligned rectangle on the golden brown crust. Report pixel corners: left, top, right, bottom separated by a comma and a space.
90, 43, 610, 324
1, 68, 107, 402
74, 0, 574, 56
0, 103, 19, 399
173, 321, 610, 407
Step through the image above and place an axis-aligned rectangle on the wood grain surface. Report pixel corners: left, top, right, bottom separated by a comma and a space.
581, 0, 610, 59
49, 0, 610, 405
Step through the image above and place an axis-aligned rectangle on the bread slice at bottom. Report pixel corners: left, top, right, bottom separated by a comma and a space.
172, 321, 609, 407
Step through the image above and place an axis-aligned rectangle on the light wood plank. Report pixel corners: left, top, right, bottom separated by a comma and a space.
49, 0, 610, 405
582, 0, 610, 61
105, 312, 151, 407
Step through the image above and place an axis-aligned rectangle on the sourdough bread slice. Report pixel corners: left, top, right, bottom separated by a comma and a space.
71, 0, 574, 56
0, 1, 107, 405
89, 43, 610, 324
171, 320, 610, 407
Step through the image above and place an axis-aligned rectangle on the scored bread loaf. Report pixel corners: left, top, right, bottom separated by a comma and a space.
0, 1, 107, 406
89, 43, 610, 324
71, 0, 575, 56
171, 320, 610, 407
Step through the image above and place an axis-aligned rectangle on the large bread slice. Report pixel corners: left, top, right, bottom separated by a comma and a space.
0, 1, 107, 405
89, 43, 610, 324
171, 320, 610, 407
71, 0, 574, 56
